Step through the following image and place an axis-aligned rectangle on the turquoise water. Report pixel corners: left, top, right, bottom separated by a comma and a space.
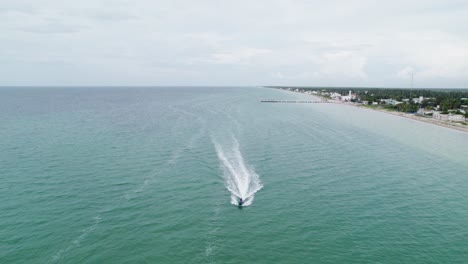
1, 87, 467, 263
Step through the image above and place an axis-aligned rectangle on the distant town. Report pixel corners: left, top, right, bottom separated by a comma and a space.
267, 86, 468, 124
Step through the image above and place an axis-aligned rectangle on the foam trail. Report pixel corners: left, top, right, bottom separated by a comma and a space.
51, 215, 101, 263
213, 137, 263, 206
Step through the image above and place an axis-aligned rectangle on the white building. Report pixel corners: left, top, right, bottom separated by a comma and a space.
417, 108, 433, 115
380, 99, 402, 106
433, 111, 449, 121
433, 111, 466, 122
449, 115, 466, 122
340, 90, 356, 101
412, 96, 424, 104
330, 92, 341, 100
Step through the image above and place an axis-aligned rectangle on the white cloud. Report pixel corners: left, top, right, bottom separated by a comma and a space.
313, 51, 368, 79
209, 48, 272, 64
1, 0, 468, 87
396, 66, 415, 79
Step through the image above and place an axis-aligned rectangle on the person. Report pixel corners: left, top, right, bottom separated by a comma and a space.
239, 198, 244, 206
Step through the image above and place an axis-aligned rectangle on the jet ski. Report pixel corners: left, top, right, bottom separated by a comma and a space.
238, 198, 244, 206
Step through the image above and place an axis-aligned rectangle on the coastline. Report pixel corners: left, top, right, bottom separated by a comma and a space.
277, 88, 468, 134
355, 104, 468, 133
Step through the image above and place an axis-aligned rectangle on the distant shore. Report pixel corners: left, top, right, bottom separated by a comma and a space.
278, 88, 468, 133
356, 104, 468, 133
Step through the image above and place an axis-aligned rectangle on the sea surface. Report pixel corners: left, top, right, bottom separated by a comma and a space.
1, 87, 467, 264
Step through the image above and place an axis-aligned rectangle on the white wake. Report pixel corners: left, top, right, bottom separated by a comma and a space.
213, 138, 263, 206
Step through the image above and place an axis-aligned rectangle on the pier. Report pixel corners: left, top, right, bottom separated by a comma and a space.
260, 99, 329, 103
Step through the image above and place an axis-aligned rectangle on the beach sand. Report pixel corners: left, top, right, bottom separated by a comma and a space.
281, 88, 468, 134
356, 105, 468, 133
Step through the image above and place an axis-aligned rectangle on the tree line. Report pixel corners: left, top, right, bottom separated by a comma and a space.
269, 86, 468, 115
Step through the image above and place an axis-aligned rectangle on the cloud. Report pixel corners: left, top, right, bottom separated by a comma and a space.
1, 0, 468, 87
387, 31, 468, 83
18, 21, 83, 34
396, 66, 415, 79
313, 51, 368, 79
209, 48, 272, 64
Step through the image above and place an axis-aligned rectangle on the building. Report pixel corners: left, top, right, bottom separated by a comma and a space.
449, 115, 466, 122
380, 99, 402, 106
340, 90, 357, 101
412, 96, 424, 104
330, 92, 341, 100
433, 111, 449, 121
417, 108, 433, 115
433, 111, 466, 122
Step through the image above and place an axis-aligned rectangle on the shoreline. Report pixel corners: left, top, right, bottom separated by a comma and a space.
277, 88, 468, 134
356, 104, 468, 133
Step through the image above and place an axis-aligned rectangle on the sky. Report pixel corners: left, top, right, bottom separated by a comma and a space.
1, 0, 468, 88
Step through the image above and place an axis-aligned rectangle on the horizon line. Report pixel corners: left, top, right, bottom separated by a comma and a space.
1, 85, 467, 90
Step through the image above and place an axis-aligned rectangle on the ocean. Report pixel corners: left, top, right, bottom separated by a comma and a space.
1, 86, 467, 263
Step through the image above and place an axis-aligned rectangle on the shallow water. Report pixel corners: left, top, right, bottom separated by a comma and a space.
1, 87, 467, 263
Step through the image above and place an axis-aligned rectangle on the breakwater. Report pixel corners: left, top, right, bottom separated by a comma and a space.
260, 99, 328, 103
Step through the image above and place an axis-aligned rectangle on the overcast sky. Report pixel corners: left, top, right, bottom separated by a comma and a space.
1, 0, 468, 87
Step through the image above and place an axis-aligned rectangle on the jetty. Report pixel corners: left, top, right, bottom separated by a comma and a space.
260, 99, 329, 103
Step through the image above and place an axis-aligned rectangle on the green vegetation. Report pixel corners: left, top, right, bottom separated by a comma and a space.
395, 102, 419, 113
269, 86, 468, 114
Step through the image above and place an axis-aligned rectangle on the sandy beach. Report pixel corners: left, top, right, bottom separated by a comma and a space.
355, 104, 468, 133
282, 89, 468, 134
